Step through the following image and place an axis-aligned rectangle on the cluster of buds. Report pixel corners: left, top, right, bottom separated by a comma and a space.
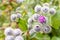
35, 3, 56, 15
10, 12, 22, 22
4, 11, 24, 40
28, 14, 52, 35
27, 3, 56, 35
4, 27, 24, 40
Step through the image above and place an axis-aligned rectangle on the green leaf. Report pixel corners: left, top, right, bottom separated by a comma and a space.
0, 5, 6, 10
51, 36, 60, 40
35, 32, 50, 40
31, 37, 38, 40
51, 10, 60, 29
35, 32, 44, 40
0, 15, 6, 26
42, 35, 50, 40
18, 18, 27, 32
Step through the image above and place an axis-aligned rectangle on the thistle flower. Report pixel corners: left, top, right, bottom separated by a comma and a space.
49, 8, 56, 15
13, 28, 23, 36
38, 16, 46, 24
5, 36, 14, 40
42, 25, 52, 33
15, 36, 24, 40
32, 14, 40, 21
33, 25, 41, 32
16, 12, 22, 18
28, 18, 33, 24
10, 14, 17, 21
43, 3, 49, 7
4, 27, 14, 36
16, 0, 24, 3
41, 6, 49, 13
34, 5, 41, 12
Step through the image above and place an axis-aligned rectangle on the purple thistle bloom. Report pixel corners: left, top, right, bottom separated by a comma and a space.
38, 16, 46, 24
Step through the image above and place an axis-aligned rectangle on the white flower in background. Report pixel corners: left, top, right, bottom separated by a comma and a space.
28, 17, 33, 24
16, 0, 24, 3
33, 25, 41, 32
49, 8, 56, 15
15, 36, 24, 40
5, 35, 14, 40
16, 12, 22, 18
10, 14, 17, 21
29, 29, 36, 35
43, 3, 49, 7
42, 25, 52, 33
34, 5, 41, 12
32, 14, 40, 21
41, 6, 49, 13
4, 27, 14, 36
13, 28, 23, 36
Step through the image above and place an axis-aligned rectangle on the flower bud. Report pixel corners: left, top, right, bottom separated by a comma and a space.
33, 25, 41, 32
42, 25, 52, 33
27, 24, 32, 30
15, 36, 24, 40
34, 5, 41, 12
4, 27, 13, 36
41, 6, 49, 13
32, 14, 40, 21
29, 29, 36, 35
5, 36, 14, 40
13, 28, 23, 36
10, 14, 17, 21
28, 18, 33, 24
16, 12, 22, 18
49, 8, 56, 15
